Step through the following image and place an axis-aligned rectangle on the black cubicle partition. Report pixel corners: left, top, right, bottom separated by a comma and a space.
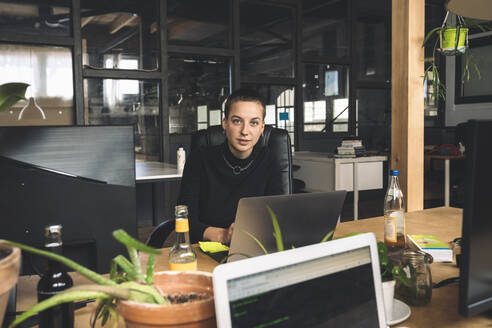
0, 125, 137, 274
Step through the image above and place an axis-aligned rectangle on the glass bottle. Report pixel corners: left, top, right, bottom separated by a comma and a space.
396, 249, 433, 306
168, 205, 197, 271
384, 169, 406, 249
37, 224, 74, 328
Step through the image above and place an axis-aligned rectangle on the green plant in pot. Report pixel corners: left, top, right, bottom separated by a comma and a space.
0, 83, 30, 112
423, 11, 488, 102
2, 230, 215, 328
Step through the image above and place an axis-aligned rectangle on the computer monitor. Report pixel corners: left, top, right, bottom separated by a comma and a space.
0, 125, 137, 274
459, 120, 492, 316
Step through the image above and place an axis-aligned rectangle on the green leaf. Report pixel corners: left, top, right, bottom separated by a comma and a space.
243, 230, 269, 255
392, 266, 410, 287
127, 246, 145, 283
320, 230, 334, 243
119, 281, 167, 305
3, 240, 116, 286
219, 252, 252, 264
422, 27, 441, 47
9, 290, 110, 328
266, 206, 284, 252
0, 83, 29, 112
112, 255, 136, 281
145, 254, 155, 284
112, 229, 161, 255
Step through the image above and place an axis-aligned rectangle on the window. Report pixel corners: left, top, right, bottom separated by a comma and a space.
303, 63, 350, 133
240, 1, 294, 78
81, 0, 160, 70
0, 1, 71, 37
168, 55, 230, 134
302, 0, 349, 58
0, 44, 73, 126
85, 78, 160, 161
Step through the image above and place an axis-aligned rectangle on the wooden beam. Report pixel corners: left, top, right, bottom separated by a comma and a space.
391, 0, 425, 211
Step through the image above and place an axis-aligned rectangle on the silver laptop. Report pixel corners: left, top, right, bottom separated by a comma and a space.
213, 232, 387, 328
227, 191, 346, 262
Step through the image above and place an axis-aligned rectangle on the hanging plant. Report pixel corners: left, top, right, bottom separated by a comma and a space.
422, 11, 487, 101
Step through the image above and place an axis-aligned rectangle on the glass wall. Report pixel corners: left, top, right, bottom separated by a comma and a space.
167, 0, 231, 48
302, 0, 349, 58
0, 44, 73, 126
168, 55, 230, 134
303, 63, 350, 133
0, 1, 71, 37
240, 1, 294, 78
85, 78, 160, 161
81, 0, 160, 70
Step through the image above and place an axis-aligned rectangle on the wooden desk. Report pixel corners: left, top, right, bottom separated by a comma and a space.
135, 161, 183, 225
334, 206, 492, 327
17, 208, 492, 327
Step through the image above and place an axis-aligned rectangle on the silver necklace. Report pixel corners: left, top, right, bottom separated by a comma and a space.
222, 153, 255, 175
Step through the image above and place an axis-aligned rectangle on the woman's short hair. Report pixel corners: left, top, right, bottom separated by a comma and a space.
224, 89, 266, 119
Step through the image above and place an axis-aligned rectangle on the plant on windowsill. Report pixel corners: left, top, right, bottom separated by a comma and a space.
423, 11, 488, 102
0, 83, 30, 112
2, 230, 215, 328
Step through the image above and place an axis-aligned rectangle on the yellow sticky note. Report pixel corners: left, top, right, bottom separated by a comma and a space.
199, 241, 229, 253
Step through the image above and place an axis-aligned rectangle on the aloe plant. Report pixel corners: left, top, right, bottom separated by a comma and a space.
244, 205, 334, 255
0, 83, 29, 112
2, 229, 168, 328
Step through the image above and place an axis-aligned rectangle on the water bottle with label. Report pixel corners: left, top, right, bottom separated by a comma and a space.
168, 205, 197, 271
384, 170, 406, 249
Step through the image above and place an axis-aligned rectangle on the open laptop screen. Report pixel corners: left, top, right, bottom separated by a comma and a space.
226, 247, 378, 328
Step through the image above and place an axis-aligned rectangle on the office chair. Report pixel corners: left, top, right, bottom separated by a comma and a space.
146, 125, 293, 248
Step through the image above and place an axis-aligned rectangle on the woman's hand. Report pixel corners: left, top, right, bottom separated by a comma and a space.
203, 223, 235, 244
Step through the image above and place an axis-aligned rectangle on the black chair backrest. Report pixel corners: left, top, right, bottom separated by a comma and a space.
191, 125, 292, 194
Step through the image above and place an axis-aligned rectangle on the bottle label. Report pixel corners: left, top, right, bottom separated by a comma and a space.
384, 216, 397, 242
175, 219, 189, 232
169, 261, 197, 271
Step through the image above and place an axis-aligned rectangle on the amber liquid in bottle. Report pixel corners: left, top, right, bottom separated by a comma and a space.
37, 225, 74, 328
385, 233, 406, 250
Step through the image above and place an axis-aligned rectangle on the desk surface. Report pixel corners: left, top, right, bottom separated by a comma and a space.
334, 206, 492, 328
17, 208, 492, 327
135, 161, 182, 182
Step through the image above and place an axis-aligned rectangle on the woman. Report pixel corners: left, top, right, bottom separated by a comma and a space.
178, 89, 283, 243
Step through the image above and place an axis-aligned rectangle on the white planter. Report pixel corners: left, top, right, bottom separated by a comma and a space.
382, 280, 395, 323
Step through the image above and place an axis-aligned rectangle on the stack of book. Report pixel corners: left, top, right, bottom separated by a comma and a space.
407, 234, 453, 262
335, 139, 366, 158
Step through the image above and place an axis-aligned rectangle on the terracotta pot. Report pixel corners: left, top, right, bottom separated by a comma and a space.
117, 271, 216, 328
0, 243, 21, 325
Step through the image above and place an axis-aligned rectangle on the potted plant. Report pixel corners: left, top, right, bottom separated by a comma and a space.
0, 83, 29, 112
0, 243, 21, 326
2, 230, 215, 328
241, 207, 409, 323
423, 11, 487, 102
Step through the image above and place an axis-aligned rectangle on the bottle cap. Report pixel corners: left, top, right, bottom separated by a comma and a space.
44, 224, 63, 247
390, 170, 399, 176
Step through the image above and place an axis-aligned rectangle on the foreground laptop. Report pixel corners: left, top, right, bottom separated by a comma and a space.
213, 233, 387, 328
227, 191, 346, 262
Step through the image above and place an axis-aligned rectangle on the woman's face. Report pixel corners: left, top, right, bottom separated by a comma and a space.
222, 100, 265, 159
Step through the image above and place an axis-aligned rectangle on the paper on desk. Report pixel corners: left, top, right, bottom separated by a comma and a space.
199, 241, 229, 253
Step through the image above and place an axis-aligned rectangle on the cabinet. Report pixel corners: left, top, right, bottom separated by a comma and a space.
293, 151, 387, 219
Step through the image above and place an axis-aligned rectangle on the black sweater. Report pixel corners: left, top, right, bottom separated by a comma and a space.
177, 142, 282, 243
